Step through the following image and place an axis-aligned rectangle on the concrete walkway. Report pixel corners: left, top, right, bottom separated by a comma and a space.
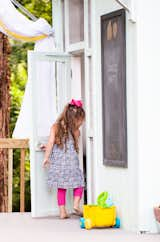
1, 213, 160, 242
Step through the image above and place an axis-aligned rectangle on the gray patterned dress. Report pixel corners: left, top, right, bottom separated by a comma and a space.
47, 131, 85, 189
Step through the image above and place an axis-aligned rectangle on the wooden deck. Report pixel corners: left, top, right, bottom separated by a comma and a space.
1, 213, 160, 242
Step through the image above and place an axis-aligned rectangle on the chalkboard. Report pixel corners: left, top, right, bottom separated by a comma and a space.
101, 9, 128, 167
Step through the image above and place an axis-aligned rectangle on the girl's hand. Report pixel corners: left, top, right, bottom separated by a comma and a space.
40, 144, 47, 151
42, 159, 50, 168
42, 124, 56, 168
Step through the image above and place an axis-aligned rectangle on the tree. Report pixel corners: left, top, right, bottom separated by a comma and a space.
0, 33, 11, 212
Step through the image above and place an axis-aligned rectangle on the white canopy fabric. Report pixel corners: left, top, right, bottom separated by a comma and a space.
0, 0, 56, 138
0, 0, 53, 41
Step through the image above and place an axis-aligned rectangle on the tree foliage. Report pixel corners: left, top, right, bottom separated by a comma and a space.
10, 0, 52, 211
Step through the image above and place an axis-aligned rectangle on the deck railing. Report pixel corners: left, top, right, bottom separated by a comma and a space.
0, 139, 29, 212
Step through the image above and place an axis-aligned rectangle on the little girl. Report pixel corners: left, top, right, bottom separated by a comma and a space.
42, 99, 85, 219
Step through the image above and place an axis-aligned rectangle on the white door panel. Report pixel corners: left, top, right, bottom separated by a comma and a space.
28, 51, 72, 217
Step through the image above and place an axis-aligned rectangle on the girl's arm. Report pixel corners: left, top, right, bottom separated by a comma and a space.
42, 124, 56, 167
75, 129, 80, 139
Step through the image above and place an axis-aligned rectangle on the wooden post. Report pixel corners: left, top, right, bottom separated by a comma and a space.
8, 149, 13, 212
20, 148, 25, 212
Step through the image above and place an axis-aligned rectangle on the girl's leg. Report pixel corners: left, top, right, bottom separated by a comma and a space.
57, 188, 66, 206
73, 187, 83, 199
57, 188, 69, 219
73, 187, 83, 216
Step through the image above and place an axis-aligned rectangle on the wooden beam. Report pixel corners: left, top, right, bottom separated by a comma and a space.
8, 149, 13, 212
0, 139, 29, 149
20, 149, 25, 212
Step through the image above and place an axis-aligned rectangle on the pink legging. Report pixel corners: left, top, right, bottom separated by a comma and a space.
57, 187, 83, 206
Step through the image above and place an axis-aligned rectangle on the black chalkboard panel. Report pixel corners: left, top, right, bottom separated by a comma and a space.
101, 9, 127, 168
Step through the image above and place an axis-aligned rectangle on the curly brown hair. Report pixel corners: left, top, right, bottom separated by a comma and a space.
54, 103, 85, 153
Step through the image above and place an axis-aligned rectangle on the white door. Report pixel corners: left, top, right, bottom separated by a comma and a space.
28, 51, 72, 217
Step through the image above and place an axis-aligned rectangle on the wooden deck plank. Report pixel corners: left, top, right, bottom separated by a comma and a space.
20, 149, 25, 212
8, 148, 13, 212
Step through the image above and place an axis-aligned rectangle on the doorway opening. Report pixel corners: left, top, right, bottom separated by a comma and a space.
70, 52, 87, 204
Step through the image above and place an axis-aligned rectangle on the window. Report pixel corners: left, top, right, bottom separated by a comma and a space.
68, 0, 84, 44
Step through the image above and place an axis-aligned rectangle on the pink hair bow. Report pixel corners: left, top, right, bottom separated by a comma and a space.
69, 99, 83, 107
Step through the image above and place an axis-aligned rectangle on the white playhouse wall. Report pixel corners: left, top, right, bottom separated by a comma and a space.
136, 0, 160, 233
91, 0, 160, 233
